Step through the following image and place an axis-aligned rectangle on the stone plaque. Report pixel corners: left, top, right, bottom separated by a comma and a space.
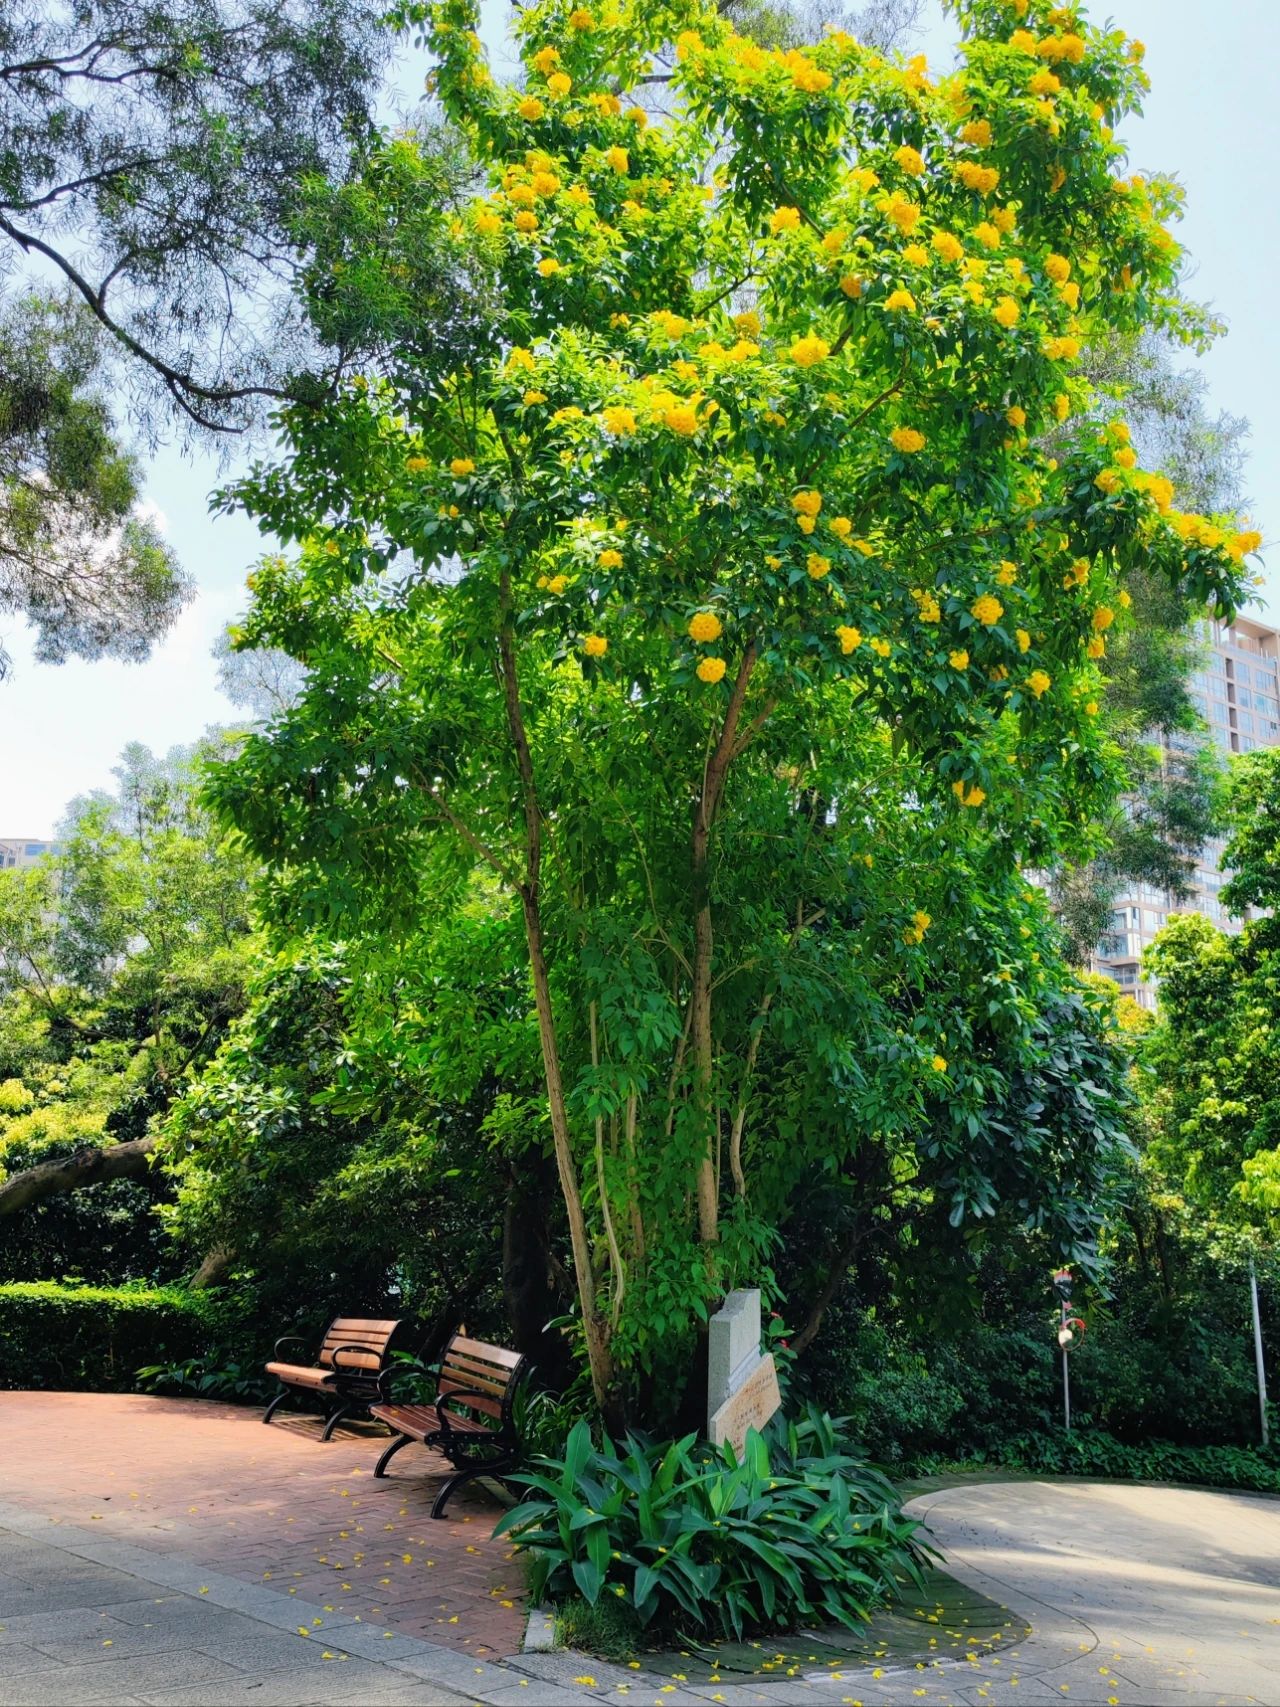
706, 1288, 781, 1455
707, 1352, 782, 1457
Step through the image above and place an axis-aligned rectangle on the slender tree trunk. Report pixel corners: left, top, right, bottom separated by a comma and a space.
689, 644, 757, 1248
497, 588, 614, 1412
792, 1215, 865, 1355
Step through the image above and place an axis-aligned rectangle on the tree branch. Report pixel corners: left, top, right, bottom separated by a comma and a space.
0, 1137, 157, 1217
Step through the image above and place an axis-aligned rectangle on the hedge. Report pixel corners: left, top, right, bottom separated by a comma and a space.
0, 1281, 221, 1392
995, 1429, 1280, 1495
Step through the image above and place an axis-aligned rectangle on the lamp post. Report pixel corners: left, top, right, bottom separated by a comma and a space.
1052, 1268, 1084, 1432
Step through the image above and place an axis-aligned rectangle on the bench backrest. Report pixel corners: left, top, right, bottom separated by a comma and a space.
436, 1333, 525, 1421
317, 1317, 402, 1372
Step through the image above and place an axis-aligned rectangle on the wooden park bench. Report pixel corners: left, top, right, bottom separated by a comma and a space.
263, 1316, 403, 1441
369, 1332, 529, 1519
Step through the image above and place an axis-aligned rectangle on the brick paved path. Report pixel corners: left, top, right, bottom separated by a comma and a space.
0, 1392, 524, 1660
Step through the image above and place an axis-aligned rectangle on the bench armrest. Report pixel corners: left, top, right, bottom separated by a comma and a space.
376, 1359, 437, 1402
272, 1333, 308, 1362
331, 1341, 392, 1377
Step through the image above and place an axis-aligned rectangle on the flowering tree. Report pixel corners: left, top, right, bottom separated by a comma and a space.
215, 0, 1255, 1418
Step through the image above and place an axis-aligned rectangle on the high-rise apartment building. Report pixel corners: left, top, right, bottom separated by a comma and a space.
1093, 613, 1280, 1007
0, 838, 60, 869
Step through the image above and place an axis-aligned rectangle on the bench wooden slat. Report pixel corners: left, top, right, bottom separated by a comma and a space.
440, 1357, 512, 1395
437, 1376, 504, 1418
370, 1403, 493, 1440
449, 1334, 523, 1370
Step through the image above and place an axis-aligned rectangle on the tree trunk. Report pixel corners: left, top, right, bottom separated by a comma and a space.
189, 1245, 233, 1289
496, 584, 615, 1415
0, 1136, 157, 1216
689, 643, 758, 1248
792, 1216, 864, 1355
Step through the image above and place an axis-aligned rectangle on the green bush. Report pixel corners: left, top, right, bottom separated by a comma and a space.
496, 1409, 933, 1640
0, 1281, 222, 1392
992, 1429, 1280, 1494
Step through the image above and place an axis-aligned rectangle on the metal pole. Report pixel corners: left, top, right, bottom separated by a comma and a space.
1250, 1258, 1269, 1449
1061, 1302, 1071, 1432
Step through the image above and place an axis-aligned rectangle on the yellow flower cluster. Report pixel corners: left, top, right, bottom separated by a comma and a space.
769, 205, 801, 233
932, 230, 964, 263
450, 457, 475, 476
890, 426, 925, 454
885, 288, 917, 313
954, 161, 999, 194
782, 49, 832, 94
687, 611, 722, 642
913, 588, 941, 623
836, 624, 862, 653
878, 191, 922, 232
997, 559, 1019, 584
1037, 31, 1086, 63
971, 593, 1003, 626
951, 781, 986, 807
993, 296, 1020, 328
598, 548, 623, 569
869, 636, 891, 657
790, 335, 830, 367
1027, 669, 1051, 698
894, 145, 926, 177
961, 118, 992, 146
696, 655, 727, 683
806, 552, 831, 579
583, 634, 608, 657
949, 648, 969, 670
602, 405, 637, 437
903, 908, 932, 944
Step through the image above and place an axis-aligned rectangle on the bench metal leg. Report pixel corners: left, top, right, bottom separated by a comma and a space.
320, 1398, 358, 1442
374, 1433, 414, 1478
430, 1460, 512, 1520
262, 1388, 290, 1426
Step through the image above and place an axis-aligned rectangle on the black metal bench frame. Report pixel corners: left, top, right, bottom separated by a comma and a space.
371, 1341, 529, 1519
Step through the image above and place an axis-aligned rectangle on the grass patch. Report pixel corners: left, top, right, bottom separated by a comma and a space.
555, 1595, 644, 1662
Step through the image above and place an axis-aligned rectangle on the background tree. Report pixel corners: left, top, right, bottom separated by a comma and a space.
1048, 329, 1256, 962
0, 293, 186, 677
1142, 748, 1280, 1228
0, 0, 447, 676
0, 738, 254, 1262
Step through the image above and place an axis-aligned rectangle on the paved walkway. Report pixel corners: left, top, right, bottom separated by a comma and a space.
0, 1392, 523, 1658
911, 1479, 1280, 1706
2, 1394, 1278, 1705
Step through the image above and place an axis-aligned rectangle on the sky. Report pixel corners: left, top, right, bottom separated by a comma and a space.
3, 0, 1277, 837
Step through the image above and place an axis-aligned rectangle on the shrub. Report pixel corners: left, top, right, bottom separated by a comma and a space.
993, 1429, 1280, 1494
0, 1281, 222, 1392
496, 1409, 933, 1640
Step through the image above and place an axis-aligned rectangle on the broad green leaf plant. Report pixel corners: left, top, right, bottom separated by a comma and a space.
216, 0, 1255, 1418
